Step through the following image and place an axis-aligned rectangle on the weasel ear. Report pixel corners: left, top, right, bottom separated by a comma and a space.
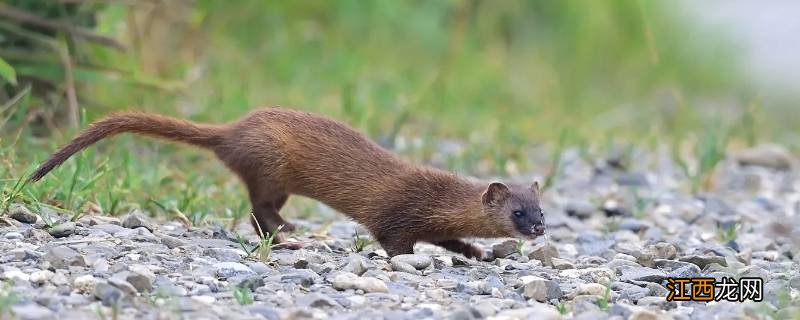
482, 182, 510, 206
530, 181, 541, 196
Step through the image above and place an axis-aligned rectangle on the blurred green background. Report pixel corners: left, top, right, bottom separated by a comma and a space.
0, 1, 795, 224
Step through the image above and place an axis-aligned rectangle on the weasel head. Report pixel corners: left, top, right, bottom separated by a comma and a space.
481, 180, 546, 240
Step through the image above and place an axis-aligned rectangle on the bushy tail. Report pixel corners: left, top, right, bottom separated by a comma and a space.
29, 112, 225, 182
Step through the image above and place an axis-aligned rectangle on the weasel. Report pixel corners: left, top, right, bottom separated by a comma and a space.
29, 108, 546, 258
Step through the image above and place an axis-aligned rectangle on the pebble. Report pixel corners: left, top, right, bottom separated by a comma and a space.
214, 262, 256, 278
620, 267, 668, 283
390, 254, 432, 270
9, 204, 38, 224
528, 242, 559, 266
522, 277, 562, 302
121, 210, 155, 231
73, 274, 97, 293
43, 246, 86, 269
48, 222, 76, 238
679, 254, 728, 269
492, 240, 519, 258
332, 272, 389, 293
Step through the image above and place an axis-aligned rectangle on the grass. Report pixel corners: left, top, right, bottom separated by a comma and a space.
351, 231, 374, 253
232, 286, 254, 305
595, 285, 612, 312
514, 240, 526, 256
672, 127, 730, 194
249, 215, 283, 262
0, 281, 19, 319
556, 302, 568, 316
717, 223, 739, 244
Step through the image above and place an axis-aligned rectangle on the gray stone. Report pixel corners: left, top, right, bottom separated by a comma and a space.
9, 204, 37, 224
47, 222, 76, 238
43, 246, 86, 269
492, 240, 519, 258
342, 254, 369, 276
550, 257, 574, 270
160, 234, 187, 248
121, 210, 154, 231
679, 254, 727, 269
565, 199, 596, 219
522, 277, 562, 302
247, 306, 280, 320
4, 232, 23, 240
638, 242, 677, 267
214, 262, 255, 278
296, 292, 341, 308
10, 303, 55, 320
528, 242, 559, 266
575, 283, 607, 296
620, 267, 668, 283
668, 264, 701, 279
331, 272, 388, 293
204, 247, 245, 262
94, 282, 124, 306
390, 254, 431, 270
735, 144, 794, 170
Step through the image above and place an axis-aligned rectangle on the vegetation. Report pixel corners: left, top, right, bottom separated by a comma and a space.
0, 2, 791, 225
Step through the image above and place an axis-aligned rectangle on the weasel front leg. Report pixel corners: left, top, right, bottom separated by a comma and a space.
378, 236, 415, 257
431, 239, 485, 260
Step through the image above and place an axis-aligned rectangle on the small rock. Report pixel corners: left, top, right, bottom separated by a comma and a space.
107, 277, 138, 296
390, 260, 419, 274
48, 222, 76, 238
29, 270, 53, 285
332, 272, 388, 293
646, 282, 669, 297
214, 262, 256, 278
425, 288, 448, 300
452, 255, 472, 266
160, 234, 187, 249
492, 240, 519, 258
522, 277, 563, 302
390, 254, 431, 270
126, 266, 155, 292
2, 269, 29, 282
629, 310, 659, 320
550, 257, 574, 270
297, 292, 341, 308
9, 204, 38, 224
638, 242, 677, 267
620, 267, 668, 283
679, 254, 727, 269
121, 210, 154, 231
668, 264, 701, 279
735, 144, 794, 170
73, 274, 97, 294
493, 306, 561, 320
565, 199, 596, 219
24, 228, 52, 242
575, 283, 607, 296
342, 254, 369, 276
44, 246, 86, 269
204, 247, 245, 262
191, 295, 216, 305
94, 282, 124, 306
4, 231, 23, 240
528, 242, 559, 266
11, 304, 56, 320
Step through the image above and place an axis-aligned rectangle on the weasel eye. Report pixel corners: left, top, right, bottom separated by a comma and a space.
513, 210, 525, 218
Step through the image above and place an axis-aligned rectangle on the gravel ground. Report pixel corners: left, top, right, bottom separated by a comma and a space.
1, 144, 799, 320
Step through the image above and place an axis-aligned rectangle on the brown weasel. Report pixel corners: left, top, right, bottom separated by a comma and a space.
29, 108, 546, 258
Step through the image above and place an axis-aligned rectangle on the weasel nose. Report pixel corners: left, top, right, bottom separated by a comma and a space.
533, 224, 546, 235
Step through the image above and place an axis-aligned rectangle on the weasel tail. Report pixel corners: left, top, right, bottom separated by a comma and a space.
28, 112, 225, 182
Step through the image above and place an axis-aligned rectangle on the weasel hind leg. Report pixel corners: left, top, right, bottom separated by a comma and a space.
431, 239, 485, 260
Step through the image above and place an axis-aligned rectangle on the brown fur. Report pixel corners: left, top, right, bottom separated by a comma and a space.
30, 108, 545, 258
